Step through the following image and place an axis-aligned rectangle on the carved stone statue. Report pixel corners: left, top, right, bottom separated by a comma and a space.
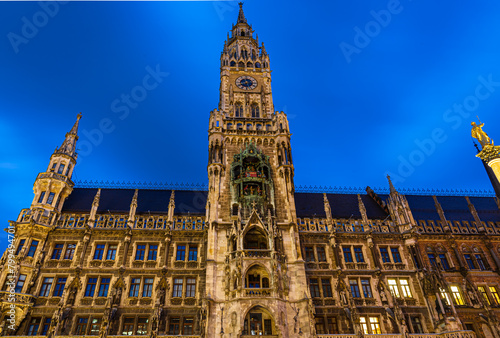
67, 287, 77, 306
471, 121, 492, 148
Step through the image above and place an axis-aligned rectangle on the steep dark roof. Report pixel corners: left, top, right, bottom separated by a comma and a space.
63, 188, 207, 215
294, 193, 388, 219
63, 188, 498, 222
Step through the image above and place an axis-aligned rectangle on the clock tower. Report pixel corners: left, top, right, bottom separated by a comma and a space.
205, 3, 313, 337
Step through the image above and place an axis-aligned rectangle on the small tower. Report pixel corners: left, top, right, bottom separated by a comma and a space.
31, 113, 81, 219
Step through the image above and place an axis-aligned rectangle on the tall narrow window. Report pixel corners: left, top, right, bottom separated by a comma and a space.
380, 247, 390, 263
349, 280, 361, 298
147, 245, 158, 261
490, 286, 500, 305
316, 247, 327, 262
106, 245, 117, 260
98, 278, 110, 297
176, 246, 186, 261
400, 279, 412, 298
27, 318, 41, 336
47, 192, 55, 205
143, 278, 154, 297
183, 318, 193, 335
40, 277, 53, 297
391, 248, 402, 263
57, 164, 65, 175
15, 239, 25, 256
310, 279, 320, 298
94, 244, 105, 260
122, 317, 134, 335
169, 318, 180, 335
251, 104, 260, 118
27, 240, 39, 257
343, 247, 353, 263
475, 254, 486, 270
64, 244, 76, 260
322, 279, 333, 297
85, 278, 97, 297
411, 317, 423, 333
41, 318, 51, 335
439, 254, 450, 270
129, 278, 141, 297
315, 317, 325, 334
305, 247, 315, 262
186, 278, 196, 297
328, 317, 338, 334
75, 318, 88, 335
464, 254, 476, 270
136, 245, 146, 260
90, 318, 101, 335
51, 244, 63, 260
354, 247, 364, 263
478, 286, 490, 305
53, 278, 66, 297
235, 103, 243, 117
15, 274, 26, 293
450, 285, 464, 305
38, 191, 46, 203
136, 317, 148, 335
173, 279, 183, 297
188, 246, 198, 261
369, 317, 381, 334
361, 279, 372, 298
387, 279, 400, 298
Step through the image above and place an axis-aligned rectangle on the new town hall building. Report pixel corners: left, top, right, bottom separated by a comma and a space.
2, 4, 500, 338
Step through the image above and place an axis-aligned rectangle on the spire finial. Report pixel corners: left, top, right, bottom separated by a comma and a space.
387, 174, 397, 194
55, 113, 82, 158
237, 2, 246, 24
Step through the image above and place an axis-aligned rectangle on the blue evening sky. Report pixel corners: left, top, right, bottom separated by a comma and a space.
1, 1, 500, 244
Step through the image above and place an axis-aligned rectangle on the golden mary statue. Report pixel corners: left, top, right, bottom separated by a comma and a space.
471, 121, 492, 148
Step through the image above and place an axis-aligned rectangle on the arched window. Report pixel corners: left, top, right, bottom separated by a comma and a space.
256, 124, 262, 130
246, 124, 252, 130
242, 306, 275, 336
238, 61, 245, 68
236, 123, 243, 130
251, 104, 259, 118
241, 30, 245, 36
227, 123, 232, 130
266, 124, 271, 131
242, 49, 248, 58
247, 62, 253, 68
235, 103, 243, 117
230, 61, 236, 67
244, 228, 268, 249
255, 62, 261, 68
245, 265, 270, 289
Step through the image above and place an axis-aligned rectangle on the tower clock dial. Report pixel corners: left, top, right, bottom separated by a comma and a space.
236, 76, 258, 90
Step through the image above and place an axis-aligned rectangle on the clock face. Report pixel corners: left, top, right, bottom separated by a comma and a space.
236, 76, 257, 90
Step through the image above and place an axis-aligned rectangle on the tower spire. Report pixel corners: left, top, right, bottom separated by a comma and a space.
55, 113, 81, 159
387, 174, 397, 194
237, 2, 246, 24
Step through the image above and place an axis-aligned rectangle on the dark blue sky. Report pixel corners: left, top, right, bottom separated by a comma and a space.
2, 0, 500, 234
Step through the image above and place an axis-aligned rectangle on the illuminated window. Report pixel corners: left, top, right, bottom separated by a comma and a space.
359, 316, 380, 334
400, 279, 412, 298
388, 279, 400, 297
122, 317, 134, 335
369, 317, 381, 334
489, 286, 500, 305
136, 317, 148, 335
440, 288, 451, 305
450, 285, 464, 305
478, 286, 490, 305
90, 318, 102, 335
360, 317, 368, 334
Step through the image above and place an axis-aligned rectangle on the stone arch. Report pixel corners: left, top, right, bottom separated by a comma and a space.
241, 305, 277, 336
242, 226, 269, 250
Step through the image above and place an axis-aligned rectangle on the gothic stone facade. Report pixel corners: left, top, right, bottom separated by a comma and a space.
1, 4, 500, 338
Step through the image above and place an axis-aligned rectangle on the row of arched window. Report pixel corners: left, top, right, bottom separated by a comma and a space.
226, 123, 271, 131
226, 61, 266, 69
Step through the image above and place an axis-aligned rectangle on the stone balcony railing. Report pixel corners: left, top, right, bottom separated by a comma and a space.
242, 249, 271, 258
244, 288, 272, 297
